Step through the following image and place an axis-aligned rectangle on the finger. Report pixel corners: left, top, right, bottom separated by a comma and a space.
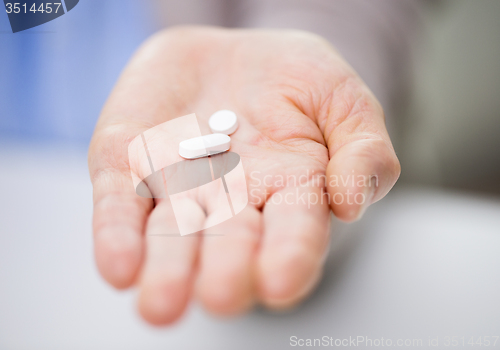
321, 77, 401, 222
88, 29, 197, 289
326, 138, 400, 222
137, 198, 203, 325
196, 206, 262, 316
257, 185, 330, 309
91, 170, 153, 289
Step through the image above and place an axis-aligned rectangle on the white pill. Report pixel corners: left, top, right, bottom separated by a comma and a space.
209, 110, 239, 135
179, 133, 231, 159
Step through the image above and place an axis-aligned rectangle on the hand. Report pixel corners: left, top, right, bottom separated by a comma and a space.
88, 27, 400, 325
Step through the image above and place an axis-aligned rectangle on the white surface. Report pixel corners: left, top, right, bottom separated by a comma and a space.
179, 133, 230, 159
209, 110, 239, 135
0, 143, 499, 349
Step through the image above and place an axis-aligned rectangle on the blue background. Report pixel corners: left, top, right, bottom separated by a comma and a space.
0, 0, 159, 145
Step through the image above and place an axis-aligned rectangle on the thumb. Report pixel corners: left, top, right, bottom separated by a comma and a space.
321, 78, 401, 222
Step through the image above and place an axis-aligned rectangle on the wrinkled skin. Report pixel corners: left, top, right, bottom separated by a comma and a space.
88, 27, 400, 325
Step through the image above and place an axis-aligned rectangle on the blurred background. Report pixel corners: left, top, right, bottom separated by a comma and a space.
0, 0, 499, 349
399, 0, 500, 194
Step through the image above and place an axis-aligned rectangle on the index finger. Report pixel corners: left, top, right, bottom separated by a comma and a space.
89, 163, 152, 289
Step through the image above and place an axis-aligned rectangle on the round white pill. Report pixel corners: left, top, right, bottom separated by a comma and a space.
179, 133, 231, 159
209, 110, 239, 135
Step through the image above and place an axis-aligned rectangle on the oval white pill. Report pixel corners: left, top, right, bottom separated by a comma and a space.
179, 133, 231, 159
209, 110, 239, 135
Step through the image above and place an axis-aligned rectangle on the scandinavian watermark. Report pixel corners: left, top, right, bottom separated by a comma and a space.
249, 170, 378, 208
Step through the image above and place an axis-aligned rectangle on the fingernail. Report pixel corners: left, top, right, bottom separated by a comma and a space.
356, 183, 376, 221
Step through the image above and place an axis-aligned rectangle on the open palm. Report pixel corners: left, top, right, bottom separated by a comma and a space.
88, 27, 400, 325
